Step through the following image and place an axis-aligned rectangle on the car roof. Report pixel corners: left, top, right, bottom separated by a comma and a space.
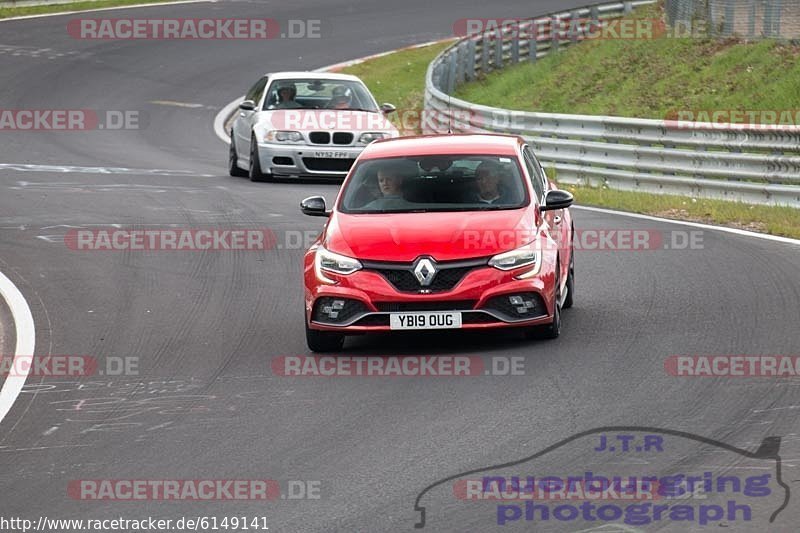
359, 134, 524, 158
263, 71, 363, 83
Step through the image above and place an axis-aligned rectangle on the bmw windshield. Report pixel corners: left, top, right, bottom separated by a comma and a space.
339, 155, 529, 214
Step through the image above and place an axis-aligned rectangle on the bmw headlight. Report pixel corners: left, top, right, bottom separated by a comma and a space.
314, 246, 363, 284
488, 241, 542, 278
265, 130, 304, 143
358, 132, 390, 144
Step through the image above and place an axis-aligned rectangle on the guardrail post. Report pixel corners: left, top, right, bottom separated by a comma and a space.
623, 1, 632, 14
570, 10, 581, 44
446, 51, 457, 93
748, 0, 756, 39
481, 31, 490, 73
454, 42, 465, 85
494, 27, 503, 69
529, 19, 540, 62
465, 38, 477, 81
511, 26, 520, 63
551, 15, 560, 52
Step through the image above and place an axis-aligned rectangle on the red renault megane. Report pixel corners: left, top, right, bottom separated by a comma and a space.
301, 134, 574, 352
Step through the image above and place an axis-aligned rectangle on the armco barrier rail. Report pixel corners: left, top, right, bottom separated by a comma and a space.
423, 0, 800, 207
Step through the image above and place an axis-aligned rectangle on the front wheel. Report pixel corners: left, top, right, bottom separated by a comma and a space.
249, 137, 271, 182
305, 320, 345, 352
229, 135, 248, 177
525, 261, 561, 340
562, 249, 574, 309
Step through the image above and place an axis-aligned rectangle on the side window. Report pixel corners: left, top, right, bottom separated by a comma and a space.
245, 76, 268, 106
522, 147, 544, 202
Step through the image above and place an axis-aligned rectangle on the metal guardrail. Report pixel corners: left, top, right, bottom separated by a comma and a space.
423, 0, 800, 207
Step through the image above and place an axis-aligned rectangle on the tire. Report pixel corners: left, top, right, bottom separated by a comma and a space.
525, 260, 562, 340
305, 320, 345, 353
249, 136, 271, 182
228, 135, 248, 177
563, 246, 574, 309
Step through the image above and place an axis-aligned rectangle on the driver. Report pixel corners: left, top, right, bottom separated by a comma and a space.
327, 85, 352, 109
362, 160, 417, 209
274, 82, 301, 109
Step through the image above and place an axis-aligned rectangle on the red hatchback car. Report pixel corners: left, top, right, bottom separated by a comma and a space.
301, 134, 574, 352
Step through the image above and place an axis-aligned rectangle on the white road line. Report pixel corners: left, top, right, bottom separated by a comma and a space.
0, 270, 36, 426
213, 96, 243, 144
574, 205, 800, 246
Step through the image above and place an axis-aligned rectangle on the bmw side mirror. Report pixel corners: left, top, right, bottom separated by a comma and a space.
301, 196, 330, 217
380, 103, 396, 115
239, 100, 256, 111
541, 189, 573, 211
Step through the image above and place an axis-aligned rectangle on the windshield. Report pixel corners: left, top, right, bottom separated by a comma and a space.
339, 155, 529, 214
263, 79, 379, 112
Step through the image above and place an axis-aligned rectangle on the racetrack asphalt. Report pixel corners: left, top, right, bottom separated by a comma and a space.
1, 1, 799, 531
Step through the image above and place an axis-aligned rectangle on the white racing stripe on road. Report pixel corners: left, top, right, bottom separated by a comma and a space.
213, 96, 243, 144
574, 205, 800, 246
0, 270, 36, 426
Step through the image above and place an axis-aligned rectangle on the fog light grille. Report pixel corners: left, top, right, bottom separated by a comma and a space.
312, 297, 367, 324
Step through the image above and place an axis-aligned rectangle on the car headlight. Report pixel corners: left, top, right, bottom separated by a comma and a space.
265, 130, 304, 143
314, 246, 363, 284
488, 240, 542, 278
358, 132, 390, 144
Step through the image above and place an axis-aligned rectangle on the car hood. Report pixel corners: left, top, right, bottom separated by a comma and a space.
256, 109, 397, 135
324, 209, 537, 262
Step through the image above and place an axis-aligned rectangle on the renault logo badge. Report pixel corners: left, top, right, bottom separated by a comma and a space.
413, 257, 437, 286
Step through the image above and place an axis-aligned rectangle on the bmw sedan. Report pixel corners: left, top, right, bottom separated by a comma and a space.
229, 71, 399, 181
301, 134, 575, 352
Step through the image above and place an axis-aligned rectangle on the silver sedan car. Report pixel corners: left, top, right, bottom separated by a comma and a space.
229, 72, 400, 181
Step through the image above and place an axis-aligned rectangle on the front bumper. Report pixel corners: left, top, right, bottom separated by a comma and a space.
257, 142, 364, 178
304, 257, 557, 333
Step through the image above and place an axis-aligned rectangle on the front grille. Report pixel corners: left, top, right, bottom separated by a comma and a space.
332, 132, 353, 145
371, 266, 476, 292
482, 292, 546, 321
309, 131, 330, 144
375, 300, 476, 312
312, 297, 368, 324
302, 158, 355, 172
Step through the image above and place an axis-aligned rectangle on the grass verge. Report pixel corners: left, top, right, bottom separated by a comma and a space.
453, 3, 800, 119
0, 0, 186, 19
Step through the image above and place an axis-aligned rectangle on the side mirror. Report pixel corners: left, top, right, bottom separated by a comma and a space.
301, 196, 331, 217
380, 103, 396, 115
541, 189, 573, 211
239, 100, 256, 111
